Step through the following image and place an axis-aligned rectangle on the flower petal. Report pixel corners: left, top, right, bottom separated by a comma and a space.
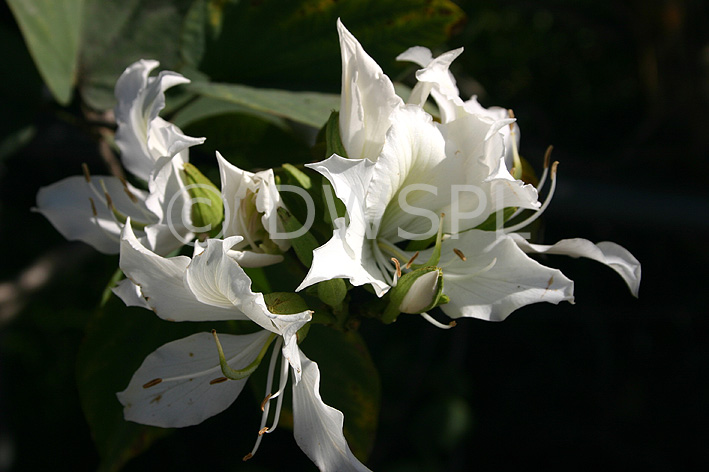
292, 348, 372, 472
119, 221, 239, 321
114, 60, 202, 182
112, 278, 150, 309
510, 235, 641, 297
118, 330, 271, 428
34, 175, 152, 254
337, 19, 403, 160
434, 231, 574, 321
300, 155, 389, 295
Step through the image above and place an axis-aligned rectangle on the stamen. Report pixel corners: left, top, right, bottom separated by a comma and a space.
453, 248, 466, 261
265, 352, 290, 435
119, 176, 139, 203
258, 427, 269, 435
503, 161, 558, 234
507, 109, 523, 180
209, 377, 228, 385
420, 312, 456, 329
405, 251, 420, 269
142, 378, 162, 388
536, 145, 553, 191
260, 393, 272, 412
89, 198, 98, 217
82, 163, 91, 183
391, 258, 402, 278
246, 337, 283, 460
242, 453, 253, 462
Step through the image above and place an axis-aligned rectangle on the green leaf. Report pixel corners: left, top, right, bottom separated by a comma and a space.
78, 0, 196, 110
7, 0, 84, 105
76, 295, 246, 472
188, 81, 340, 128
300, 324, 381, 462
201, 0, 465, 91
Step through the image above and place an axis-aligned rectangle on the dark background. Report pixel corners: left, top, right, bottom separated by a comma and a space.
1, 0, 708, 471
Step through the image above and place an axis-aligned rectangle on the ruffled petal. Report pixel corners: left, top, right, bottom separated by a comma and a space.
510, 235, 641, 297
292, 348, 372, 472
119, 221, 239, 321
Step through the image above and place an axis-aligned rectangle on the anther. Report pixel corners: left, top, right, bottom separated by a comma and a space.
89, 198, 98, 217
405, 251, 420, 269
243, 453, 253, 462
261, 393, 272, 412
104, 192, 114, 211
551, 160, 559, 179
391, 258, 402, 278
119, 176, 138, 203
544, 145, 553, 169
507, 109, 516, 124
453, 248, 466, 261
82, 163, 91, 183
209, 377, 228, 385
142, 378, 162, 389
258, 427, 269, 436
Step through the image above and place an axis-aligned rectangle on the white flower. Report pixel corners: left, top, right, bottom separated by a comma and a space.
297, 22, 640, 323
34, 60, 204, 255
116, 221, 369, 471
216, 151, 290, 263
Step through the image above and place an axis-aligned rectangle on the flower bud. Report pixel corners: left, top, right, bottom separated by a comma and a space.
382, 266, 447, 323
181, 163, 224, 236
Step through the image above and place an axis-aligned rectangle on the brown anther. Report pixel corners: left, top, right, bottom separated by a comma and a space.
453, 248, 467, 261
448, 321, 457, 327
142, 378, 163, 389
120, 176, 139, 203
390, 258, 402, 278
242, 453, 253, 462
104, 192, 114, 210
258, 427, 269, 436
89, 197, 98, 217
543, 145, 554, 169
405, 251, 420, 269
507, 109, 516, 129
209, 377, 228, 385
551, 161, 559, 179
81, 163, 91, 183
260, 393, 273, 412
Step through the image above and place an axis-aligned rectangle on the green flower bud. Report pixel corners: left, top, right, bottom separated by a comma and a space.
382, 266, 447, 324
180, 163, 224, 236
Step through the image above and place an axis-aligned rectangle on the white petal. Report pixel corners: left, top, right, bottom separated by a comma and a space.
226, 249, 284, 268
292, 348, 371, 472
300, 155, 389, 295
510, 235, 641, 297
119, 222, 239, 321
118, 330, 271, 428
216, 152, 289, 252
34, 175, 153, 254
185, 236, 312, 380
112, 278, 150, 309
297, 218, 389, 297
435, 231, 574, 321
337, 19, 403, 160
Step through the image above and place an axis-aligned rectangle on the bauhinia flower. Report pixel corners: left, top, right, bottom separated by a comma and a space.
216, 151, 290, 263
116, 221, 370, 471
34, 60, 204, 255
297, 21, 640, 324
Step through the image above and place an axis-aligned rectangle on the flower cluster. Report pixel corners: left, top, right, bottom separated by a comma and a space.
34, 19, 640, 471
